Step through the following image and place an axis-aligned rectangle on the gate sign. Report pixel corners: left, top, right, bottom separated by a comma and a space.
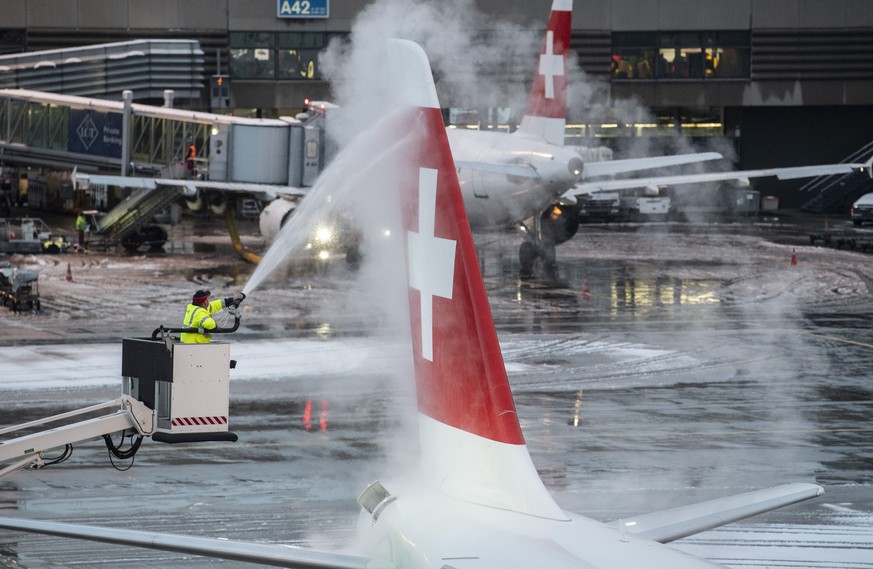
68, 110, 123, 159
277, 0, 328, 18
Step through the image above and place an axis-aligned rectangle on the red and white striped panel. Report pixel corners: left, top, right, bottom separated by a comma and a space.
171, 416, 228, 427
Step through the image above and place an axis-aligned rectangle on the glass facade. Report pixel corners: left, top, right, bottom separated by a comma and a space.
612, 31, 749, 81
0, 28, 24, 56
229, 31, 340, 81
565, 107, 725, 140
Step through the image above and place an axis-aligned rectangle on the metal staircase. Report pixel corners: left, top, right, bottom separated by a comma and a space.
96, 185, 180, 246
801, 140, 873, 213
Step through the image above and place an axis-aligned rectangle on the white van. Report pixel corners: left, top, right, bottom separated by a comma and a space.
851, 192, 873, 225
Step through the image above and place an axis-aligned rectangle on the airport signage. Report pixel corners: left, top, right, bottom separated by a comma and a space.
68, 110, 123, 159
277, 0, 328, 18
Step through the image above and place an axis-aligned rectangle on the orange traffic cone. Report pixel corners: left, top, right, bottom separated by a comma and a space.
790, 248, 797, 267
65, 262, 73, 282
582, 275, 591, 298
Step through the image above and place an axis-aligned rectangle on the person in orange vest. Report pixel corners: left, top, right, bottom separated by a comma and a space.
181, 289, 245, 344
185, 144, 197, 174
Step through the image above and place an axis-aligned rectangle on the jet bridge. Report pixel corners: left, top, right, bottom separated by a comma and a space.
0, 88, 327, 184
0, 89, 332, 250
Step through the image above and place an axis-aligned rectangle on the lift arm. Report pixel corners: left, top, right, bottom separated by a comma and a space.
0, 395, 154, 479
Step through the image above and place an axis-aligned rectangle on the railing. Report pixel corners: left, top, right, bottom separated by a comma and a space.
801, 139, 873, 213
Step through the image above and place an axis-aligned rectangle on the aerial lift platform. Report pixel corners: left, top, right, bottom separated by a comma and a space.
0, 314, 242, 480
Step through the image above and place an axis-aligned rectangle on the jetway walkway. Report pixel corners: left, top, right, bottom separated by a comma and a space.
0, 89, 327, 184
0, 88, 331, 252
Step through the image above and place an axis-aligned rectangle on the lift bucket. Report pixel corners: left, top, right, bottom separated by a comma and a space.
121, 338, 238, 443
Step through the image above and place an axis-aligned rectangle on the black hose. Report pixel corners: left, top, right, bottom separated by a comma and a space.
42, 444, 73, 467
103, 432, 143, 471
151, 315, 240, 340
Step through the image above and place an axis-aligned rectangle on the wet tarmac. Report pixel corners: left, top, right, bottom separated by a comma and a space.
1, 213, 873, 569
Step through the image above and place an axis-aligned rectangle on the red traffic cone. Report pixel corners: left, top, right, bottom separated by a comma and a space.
582, 275, 591, 298
65, 262, 73, 282
790, 248, 797, 266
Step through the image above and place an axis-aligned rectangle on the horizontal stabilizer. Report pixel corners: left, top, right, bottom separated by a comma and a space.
0, 517, 389, 569
454, 160, 541, 179
582, 152, 723, 179
614, 482, 823, 543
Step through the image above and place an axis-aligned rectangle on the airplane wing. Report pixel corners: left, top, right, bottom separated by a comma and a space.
566, 161, 868, 197
75, 172, 306, 201
0, 516, 392, 569
580, 151, 724, 179
612, 482, 824, 544
453, 152, 723, 181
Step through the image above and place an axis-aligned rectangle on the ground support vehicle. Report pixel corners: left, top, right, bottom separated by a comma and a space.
0, 316, 242, 480
809, 228, 873, 251
0, 263, 40, 312
850, 192, 873, 226
0, 217, 71, 254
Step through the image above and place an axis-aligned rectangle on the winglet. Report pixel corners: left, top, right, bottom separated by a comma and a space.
864, 154, 873, 178
517, 0, 573, 145
393, 39, 565, 520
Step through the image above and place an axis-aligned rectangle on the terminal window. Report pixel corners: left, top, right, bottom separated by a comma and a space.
0, 29, 24, 55
611, 31, 749, 81
229, 32, 344, 81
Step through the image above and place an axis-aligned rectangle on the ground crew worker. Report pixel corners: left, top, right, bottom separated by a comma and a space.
185, 144, 197, 174
75, 211, 88, 252
181, 289, 246, 344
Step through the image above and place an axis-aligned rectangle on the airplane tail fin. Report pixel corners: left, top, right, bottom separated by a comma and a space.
517, 0, 573, 146
390, 40, 566, 520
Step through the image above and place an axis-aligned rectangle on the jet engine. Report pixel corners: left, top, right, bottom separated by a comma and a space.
518, 200, 582, 278
258, 197, 297, 242
184, 190, 203, 211
540, 200, 582, 246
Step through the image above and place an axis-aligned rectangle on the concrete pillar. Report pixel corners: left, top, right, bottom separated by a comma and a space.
163, 89, 174, 108
121, 90, 133, 177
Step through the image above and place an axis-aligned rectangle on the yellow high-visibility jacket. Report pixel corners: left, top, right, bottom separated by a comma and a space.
181, 298, 226, 344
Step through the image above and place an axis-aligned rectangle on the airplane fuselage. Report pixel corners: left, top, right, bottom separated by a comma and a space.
355, 486, 728, 569
447, 128, 586, 230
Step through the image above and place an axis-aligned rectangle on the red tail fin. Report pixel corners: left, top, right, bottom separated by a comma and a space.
518, 0, 572, 145
390, 39, 565, 519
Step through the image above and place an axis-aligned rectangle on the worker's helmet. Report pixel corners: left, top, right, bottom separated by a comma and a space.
193, 289, 211, 304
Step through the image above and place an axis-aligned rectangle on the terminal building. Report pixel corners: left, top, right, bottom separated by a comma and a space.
1, 0, 872, 210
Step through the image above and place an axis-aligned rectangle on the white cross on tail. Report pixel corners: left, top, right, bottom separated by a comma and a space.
539, 30, 564, 99
407, 168, 457, 361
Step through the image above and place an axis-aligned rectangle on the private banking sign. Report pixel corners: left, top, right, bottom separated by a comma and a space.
277, 0, 328, 18
69, 110, 123, 159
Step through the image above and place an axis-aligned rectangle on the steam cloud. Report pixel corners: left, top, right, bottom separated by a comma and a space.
319, 0, 541, 145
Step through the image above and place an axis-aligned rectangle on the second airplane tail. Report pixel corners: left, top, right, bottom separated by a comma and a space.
517, 0, 573, 146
